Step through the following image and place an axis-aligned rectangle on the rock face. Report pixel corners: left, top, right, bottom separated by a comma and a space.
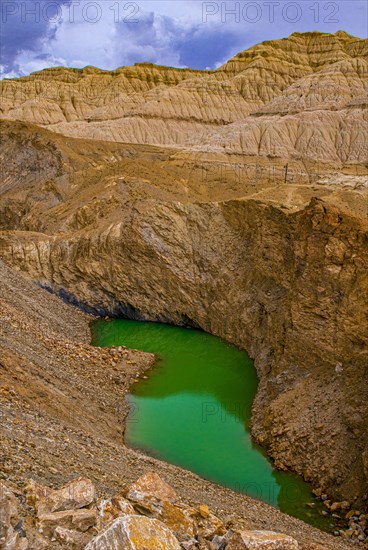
1, 134, 366, 504
0, 263, 355, 549
0, 30, 367, 515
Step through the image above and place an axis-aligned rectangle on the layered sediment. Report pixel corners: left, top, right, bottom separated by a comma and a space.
0, 119, 367, 509
0, 31, 367, 536
1, 31, 367, 164
0, 261, 350, 549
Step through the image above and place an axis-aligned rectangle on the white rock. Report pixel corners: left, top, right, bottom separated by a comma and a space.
84, 515, 181, 550
226, 529, 299, 549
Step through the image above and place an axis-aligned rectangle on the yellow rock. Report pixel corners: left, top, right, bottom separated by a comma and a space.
85, 515, 181, 550
198, 504, 210, 518
97, 496, 135, 531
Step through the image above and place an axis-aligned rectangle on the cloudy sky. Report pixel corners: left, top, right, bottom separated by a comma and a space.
1, 0, 367, 78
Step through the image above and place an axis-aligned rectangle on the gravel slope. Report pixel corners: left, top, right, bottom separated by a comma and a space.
0, 260, 353, 548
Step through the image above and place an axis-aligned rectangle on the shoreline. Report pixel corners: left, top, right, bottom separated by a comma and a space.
0, 260, 353, 548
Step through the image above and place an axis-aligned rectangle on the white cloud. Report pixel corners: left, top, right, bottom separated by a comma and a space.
1, 0, 367, 79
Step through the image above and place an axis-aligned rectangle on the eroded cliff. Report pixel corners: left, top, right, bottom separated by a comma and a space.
0, 118, 367, 509
0, 31, 367, 523
1, 31, 367, 164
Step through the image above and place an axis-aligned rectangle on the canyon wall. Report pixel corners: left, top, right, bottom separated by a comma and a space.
0, 258, 350, 549
1, 190, 367, 505
1, 30, 367, 510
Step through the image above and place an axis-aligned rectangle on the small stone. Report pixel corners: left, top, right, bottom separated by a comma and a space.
346, 510, 360, 520
198, 505, 210, 519
330, 501, 350, 512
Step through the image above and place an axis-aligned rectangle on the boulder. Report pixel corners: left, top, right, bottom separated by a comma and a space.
54, 526, 92, 549
126, 472, 177, 503
125, 473, 196, 541
0, 483, 28, 550
189, 507, 226, 540
38, 508, 97, 537
128, 494, 196, 542
27, 478, 96, 516
226, 530, 299, 549
97, 496, 135, 530
84, 515, 181, 549
153, 500, 195, 542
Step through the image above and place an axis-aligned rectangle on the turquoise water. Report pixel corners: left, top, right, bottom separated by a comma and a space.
92, 319, 334, 531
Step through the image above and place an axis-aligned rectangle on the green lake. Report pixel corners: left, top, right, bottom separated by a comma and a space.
92, 319, 335, 531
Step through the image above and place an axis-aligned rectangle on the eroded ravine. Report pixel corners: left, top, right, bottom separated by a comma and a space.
93, 318, 342, 532
1, 193, 367, 508
1, 30, 367, 548
0, 259, 355, 549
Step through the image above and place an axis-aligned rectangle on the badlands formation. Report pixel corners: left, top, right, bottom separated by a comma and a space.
0, 31, 367, 548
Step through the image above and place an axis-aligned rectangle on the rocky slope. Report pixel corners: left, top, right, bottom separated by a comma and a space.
0, 261, 350, 549
0, 30, 367, 543
1, 471, 334, 549
0, 116, 367, 510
